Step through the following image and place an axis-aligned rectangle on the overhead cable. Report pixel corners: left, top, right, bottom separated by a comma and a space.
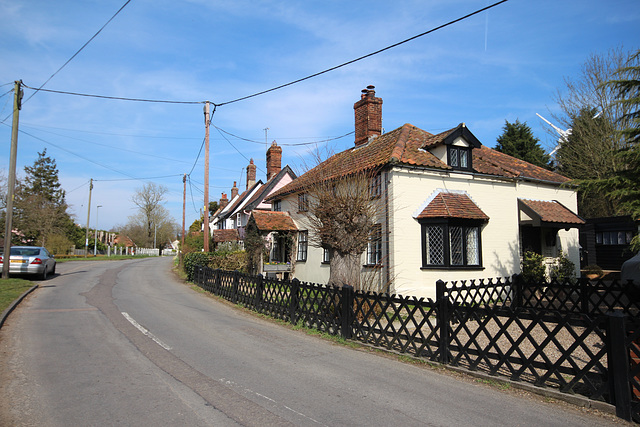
216, 0, 509, 106
22, 0, 134, 106
214, 125, 354, 146
20, 83, 204, 105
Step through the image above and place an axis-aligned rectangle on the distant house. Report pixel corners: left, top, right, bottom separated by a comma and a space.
209, 142, 297, 246
267, 86, 584, 299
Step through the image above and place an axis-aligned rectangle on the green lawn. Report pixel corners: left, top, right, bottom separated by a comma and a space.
0, 279, 35, 313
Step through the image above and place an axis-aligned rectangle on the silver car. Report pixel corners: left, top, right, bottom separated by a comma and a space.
0, 246, 56, 280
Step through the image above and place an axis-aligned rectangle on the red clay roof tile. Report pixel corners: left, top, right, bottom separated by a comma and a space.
269, 123, 570, 200
519, 199, 584, 225
417, 192, 489, 220
251, 211, 298, 232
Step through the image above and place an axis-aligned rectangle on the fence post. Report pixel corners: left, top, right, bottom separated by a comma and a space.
255, 273, 264, 309
607, 310, 632, 421
579, 277, 590, 314
436, 280, 450, 364
512, 274, 522, 309
289, 278, 300, 325
340, 284, 354, 340
232, 270, 240, 304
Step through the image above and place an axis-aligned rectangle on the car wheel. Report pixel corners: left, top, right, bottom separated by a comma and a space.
41, 267, 48, 281
51, 264, 56, 275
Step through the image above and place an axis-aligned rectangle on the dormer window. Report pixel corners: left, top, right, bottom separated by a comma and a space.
448, 145, 471, 170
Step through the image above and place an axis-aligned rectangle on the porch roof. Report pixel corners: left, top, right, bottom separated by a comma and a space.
518, 199, 585, 227
251, 210, 298, 232
416, 191, 489, 221
212, 229, 240, 243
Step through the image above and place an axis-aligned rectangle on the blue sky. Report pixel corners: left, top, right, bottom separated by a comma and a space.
0, 0, 638, 233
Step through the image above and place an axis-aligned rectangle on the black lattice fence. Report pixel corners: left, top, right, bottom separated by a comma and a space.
192, 266, 639, 422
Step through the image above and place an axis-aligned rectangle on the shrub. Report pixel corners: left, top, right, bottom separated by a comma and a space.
549, 251, 576, 283
521, 251, 546, 284
183, 250, 247, 281
183, 252, 211, 281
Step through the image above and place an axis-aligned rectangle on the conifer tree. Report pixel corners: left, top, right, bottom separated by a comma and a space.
495, 120, 551, 169
13, 149, 73, 247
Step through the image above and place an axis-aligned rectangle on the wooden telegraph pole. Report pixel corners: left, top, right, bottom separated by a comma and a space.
181, 173, 186, 251
84, 179, 93, 257
2, 81, 23, 279
203, 101, 210, 252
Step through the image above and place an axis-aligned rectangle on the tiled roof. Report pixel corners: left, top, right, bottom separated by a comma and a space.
417, 192, 489, 220
212, 229, 240, 243
269, 123, 570, 200
251, 211, 298, 232
519, 199, 584, 225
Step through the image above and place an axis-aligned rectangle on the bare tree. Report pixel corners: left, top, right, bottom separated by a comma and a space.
551, 47, 635, 217
126, 183, 177, 248
296, 148, 386, 289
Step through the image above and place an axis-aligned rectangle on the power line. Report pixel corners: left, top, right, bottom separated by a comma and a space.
10, 1, 509, 111
15, 126, 140, 180
213, 126, 266, 175
216, 0, 509, 106
20, 124, 194, 165
21, 0, 134, 106
213, 125, 354, 146
188, 136, 206, 176
94, 174, 183, 182
21, 83, 204, 105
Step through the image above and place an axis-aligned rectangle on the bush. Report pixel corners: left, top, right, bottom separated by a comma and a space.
183, 250, 247, 281
549, 251, 576, 283
521, 251, 546, 284
183, 252, 211, 281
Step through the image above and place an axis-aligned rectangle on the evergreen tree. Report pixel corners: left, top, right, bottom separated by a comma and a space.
495, 120, 551, 169
13, 149, 73, 247
22, 149, 66, 205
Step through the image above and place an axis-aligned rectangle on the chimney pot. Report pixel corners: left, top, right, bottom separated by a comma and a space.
246, 158, 256, 190
266, 141, 282, 180
354, 85, 382, 147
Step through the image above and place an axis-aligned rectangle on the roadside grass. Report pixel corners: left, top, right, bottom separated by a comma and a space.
0, 279, 34, 313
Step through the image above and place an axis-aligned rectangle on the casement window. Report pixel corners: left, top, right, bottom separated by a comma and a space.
322, 248, 332, 264
421, 220, 483, 269
596, 230, 633, 246
448, 146, 471, 170
297, 231, 308, 261
298, 193, 309, 212
273, 200, 282, 212
366, 224, 382, 265
369, 173, 382, 198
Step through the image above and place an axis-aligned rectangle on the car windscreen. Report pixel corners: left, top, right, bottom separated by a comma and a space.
10, 248, 41, 256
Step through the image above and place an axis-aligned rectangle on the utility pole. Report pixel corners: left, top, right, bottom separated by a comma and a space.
181, 173, 186, 251
203, 101, 210, 252
84, 179, 93, 258
2, 81, 23, 279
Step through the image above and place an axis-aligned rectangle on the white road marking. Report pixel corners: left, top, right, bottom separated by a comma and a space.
219, 378, 326, 426
121, 312, 172, 350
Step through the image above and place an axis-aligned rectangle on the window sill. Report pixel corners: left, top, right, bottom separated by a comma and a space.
363, 264, 382, 269
296, 259, 307, 263
420, 266, 485, 271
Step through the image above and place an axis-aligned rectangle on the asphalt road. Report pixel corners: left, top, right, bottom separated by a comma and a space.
0, 257, 626, 426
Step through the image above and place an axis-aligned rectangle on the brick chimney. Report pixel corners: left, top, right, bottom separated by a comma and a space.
219, 193, 229, 209
246, 158, 256, 190
354, 85, 382, 147
231, 181, 239, 199
266, 141, 282, 180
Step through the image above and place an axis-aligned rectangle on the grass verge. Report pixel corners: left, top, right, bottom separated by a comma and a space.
0, 279, 34, 313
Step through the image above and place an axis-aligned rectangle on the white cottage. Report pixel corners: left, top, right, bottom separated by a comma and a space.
268, 86, 584, 299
